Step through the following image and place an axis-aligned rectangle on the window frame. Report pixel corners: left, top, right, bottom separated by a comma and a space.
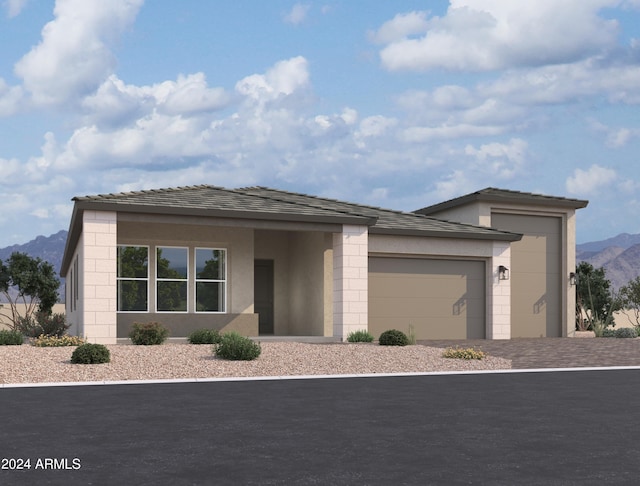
155, 246, 189, 313
194, 247, 227, 314
116, 245, 150, 313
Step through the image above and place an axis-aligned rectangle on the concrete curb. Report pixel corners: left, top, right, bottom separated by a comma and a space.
3, 365, 640, 389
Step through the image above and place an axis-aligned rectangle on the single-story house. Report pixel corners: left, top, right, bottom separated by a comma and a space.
60, 185, 587, 344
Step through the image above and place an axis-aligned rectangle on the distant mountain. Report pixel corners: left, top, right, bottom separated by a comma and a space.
577, 233, 640, 253
0, 230, 68, 302
577, 233, 640, 290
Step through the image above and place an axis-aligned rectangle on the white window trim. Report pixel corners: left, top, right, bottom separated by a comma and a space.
117, 245, 150, 313
156, 246, 189, 314
194, 247, 227, 314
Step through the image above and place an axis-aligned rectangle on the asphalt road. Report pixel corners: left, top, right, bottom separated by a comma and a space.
1, 369, 640, 485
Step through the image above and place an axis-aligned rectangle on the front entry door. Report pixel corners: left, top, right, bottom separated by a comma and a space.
254, 260, 274, 335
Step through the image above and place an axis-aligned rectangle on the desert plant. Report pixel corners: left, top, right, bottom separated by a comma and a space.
188, 328, 222, 344
129, 322, 169, 345
346, 329, 374, 343
70, 343, 110, 364
32, 334, 86, 347
407, 324, 416, 345
601, 328, 616, 338
214, 332, 261, 361
614, 327, 638, 338
14, 311, 69, 338
378, 329, 409, 346
442, 346, 486, 360
0, 329, 24, 345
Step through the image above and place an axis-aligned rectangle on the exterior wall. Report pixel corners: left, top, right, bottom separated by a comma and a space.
289, 232, 333, 336
369, 234, 512, 339
81, 211, 117, 344
255, 230, 291, 334
64, 233, 83, 337
333, 225, 369, 340
423, 203, 492, 228
117, 221, 257, 338
255, 230, 333, 336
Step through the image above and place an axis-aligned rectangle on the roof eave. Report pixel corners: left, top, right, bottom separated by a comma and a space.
369, 227, 523, 242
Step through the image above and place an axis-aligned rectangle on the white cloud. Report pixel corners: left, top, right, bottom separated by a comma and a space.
283, 3, 310, 25
3, 0, 28, 18
465, 138, 527, 179
0, 78, 23, 116
14, 0, 144, 106
369, 11, 429, 44
376, 1, 620, 72
235, 56, 310, 103
566, 164, 617, 195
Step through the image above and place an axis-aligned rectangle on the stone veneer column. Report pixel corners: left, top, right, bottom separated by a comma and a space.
489, 242, 511, 339
333, 225, 369, 340
82, 210, 117, 344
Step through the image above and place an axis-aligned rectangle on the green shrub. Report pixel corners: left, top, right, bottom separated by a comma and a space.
71, 343, 110, 364
0, 329, 24, 345
442, 346, 486, 360
346, 329, 374, 343
15, 312, 69, 338
214, 332, 261, 361
129, 322, 169, 345
614, 327, 638, 338
32, 334, 86, 347
188, 328, 222, 344
379, 329, 409, 346
601, 328, 616, 338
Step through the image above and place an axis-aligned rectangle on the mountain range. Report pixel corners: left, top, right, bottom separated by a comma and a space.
1, 228, 640, 301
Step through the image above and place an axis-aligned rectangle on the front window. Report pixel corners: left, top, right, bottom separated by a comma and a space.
195, 248, 226, 312
117, 246, 149, 311
156, 247, 188, 312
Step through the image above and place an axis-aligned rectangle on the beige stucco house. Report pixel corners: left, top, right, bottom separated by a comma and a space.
60, 185, 587, 344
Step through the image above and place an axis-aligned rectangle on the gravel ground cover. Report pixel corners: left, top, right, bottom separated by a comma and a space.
0, 343, 511, 384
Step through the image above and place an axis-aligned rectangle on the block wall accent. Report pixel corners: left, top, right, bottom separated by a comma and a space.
81, 210, 117, 344
489, 242, 511, 339
333, 225, 369, 340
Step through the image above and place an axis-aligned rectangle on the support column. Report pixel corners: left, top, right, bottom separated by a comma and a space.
82, 210, 117, 344
489, 242, 511, 339
333, 225, 368, 340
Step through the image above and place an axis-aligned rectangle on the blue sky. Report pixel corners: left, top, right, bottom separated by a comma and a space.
2, 0, 640, 247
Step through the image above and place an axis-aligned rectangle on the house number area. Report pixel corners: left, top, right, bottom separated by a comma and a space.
2, 457, 82, 470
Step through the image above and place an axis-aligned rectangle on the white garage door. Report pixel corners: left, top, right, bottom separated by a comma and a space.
368, 257, 486, 340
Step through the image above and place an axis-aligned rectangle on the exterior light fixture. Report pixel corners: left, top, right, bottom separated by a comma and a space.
569, 272, 577, 286
498, 265, 509, 281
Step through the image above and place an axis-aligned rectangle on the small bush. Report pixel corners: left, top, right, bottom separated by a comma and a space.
214, 332, 261, 361
129, 322, 169, 345
15, 312, 70, 338
346, 329, 374, 343
32, 334, 86, 347
71, 343, 110, 364
188, 328, 222, 344
379, 329, 409, 346
614, 327, 638, 338
0, 329, 24, 345
601, 328, 616, 338
443, 346, 486, 360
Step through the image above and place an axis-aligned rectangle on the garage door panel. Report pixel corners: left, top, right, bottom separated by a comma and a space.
369, 257, 485, 340
492, 213, 562, 337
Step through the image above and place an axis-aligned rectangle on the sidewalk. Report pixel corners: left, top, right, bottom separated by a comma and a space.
420, 338, 640, 369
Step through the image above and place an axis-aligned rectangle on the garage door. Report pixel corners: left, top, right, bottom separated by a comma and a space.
491, 213, 562, 337
368, 257, 486, 340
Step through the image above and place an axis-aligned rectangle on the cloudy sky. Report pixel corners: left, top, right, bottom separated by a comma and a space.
1, 0, 640, 247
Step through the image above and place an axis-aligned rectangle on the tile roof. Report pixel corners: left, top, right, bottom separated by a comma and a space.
236, 186, 521, 240
415, 187, 589, 215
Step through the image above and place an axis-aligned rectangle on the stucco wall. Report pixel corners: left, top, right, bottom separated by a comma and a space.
116, 221, 255, 337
